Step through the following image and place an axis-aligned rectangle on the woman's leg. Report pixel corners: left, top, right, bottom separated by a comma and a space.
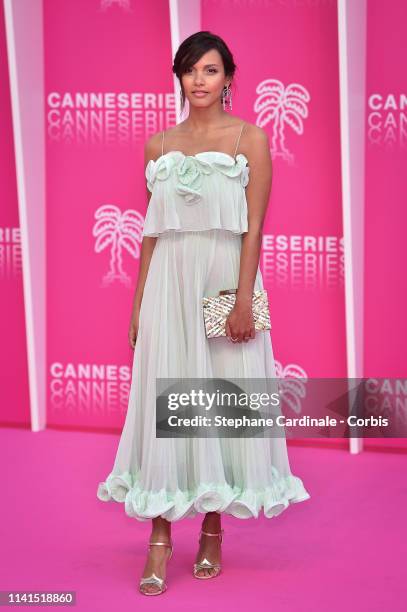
140, 516, 172, 595
194, 511, 223, 578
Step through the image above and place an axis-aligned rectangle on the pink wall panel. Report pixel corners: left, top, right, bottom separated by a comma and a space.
202, 0, 345, 385
44, 0, 173, 429
364, 0, 407, 376
0, 1, 30, 427
364, 0, 407, 450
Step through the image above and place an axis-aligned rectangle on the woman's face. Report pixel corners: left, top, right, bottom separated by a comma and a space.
181, 48, 230, 108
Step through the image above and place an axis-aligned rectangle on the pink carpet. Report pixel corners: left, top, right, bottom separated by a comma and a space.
1, 427, 406, 611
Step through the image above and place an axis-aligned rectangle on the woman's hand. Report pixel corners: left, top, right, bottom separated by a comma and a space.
128, 308, 140, 350
225, 302, 255, 343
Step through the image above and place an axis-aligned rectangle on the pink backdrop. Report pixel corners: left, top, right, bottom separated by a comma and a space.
364, 0, 407, 375
363, 0, 407, 449
45, 0, 173, 429
45, 0, 345, 431
37, 0, 405, 443
0, 1, 30, 427
202, 1, 346, 384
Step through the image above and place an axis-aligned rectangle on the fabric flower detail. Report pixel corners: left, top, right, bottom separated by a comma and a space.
145, 155, 176, 193
175, 156, 213, 205
240, 165, 250, 188
212, 153, 250, 188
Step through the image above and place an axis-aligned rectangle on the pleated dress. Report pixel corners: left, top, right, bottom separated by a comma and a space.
97, 123, 311, 521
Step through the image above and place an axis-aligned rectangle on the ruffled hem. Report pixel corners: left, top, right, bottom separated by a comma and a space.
96, 466, 311, 522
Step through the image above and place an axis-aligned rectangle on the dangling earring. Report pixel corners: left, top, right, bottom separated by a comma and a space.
222, 84, 232, 111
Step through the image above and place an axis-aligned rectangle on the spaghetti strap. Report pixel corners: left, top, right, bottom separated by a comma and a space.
161, 131, 165, 156
233, 122, 245, 159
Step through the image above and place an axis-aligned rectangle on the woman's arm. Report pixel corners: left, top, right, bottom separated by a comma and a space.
226, 125, 272, 343
128, 133, 161, 348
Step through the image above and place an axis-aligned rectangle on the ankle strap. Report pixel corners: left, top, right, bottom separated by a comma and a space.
200, 528, 224, 540
148, 540, 173, 549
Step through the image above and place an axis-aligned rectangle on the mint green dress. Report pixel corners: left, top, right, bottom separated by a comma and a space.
97, 125, 311, 521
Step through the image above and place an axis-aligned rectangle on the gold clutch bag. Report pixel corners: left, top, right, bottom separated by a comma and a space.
202, 288, 271, 339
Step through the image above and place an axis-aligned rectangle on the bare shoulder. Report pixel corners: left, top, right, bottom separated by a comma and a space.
242, 122, 270, 151
144, 125, 185, 163
238, 122, 271, 170
144, 131, 164, 163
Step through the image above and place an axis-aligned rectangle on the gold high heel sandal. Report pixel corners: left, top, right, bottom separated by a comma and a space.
193, 528, 224, 579
139, 539, 173, 596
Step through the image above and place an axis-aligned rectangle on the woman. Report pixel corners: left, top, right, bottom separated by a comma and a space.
97, 30, 310, 596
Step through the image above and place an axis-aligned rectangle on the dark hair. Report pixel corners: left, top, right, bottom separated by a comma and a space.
172, 31, 237, 112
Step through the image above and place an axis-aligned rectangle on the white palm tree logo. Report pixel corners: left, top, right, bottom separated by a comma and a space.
275, 361, 308, 438
93, 204, 144, 288
254, 79, 310, 164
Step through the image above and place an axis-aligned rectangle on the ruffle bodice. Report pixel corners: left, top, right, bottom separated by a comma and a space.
142, 151, 250, 237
